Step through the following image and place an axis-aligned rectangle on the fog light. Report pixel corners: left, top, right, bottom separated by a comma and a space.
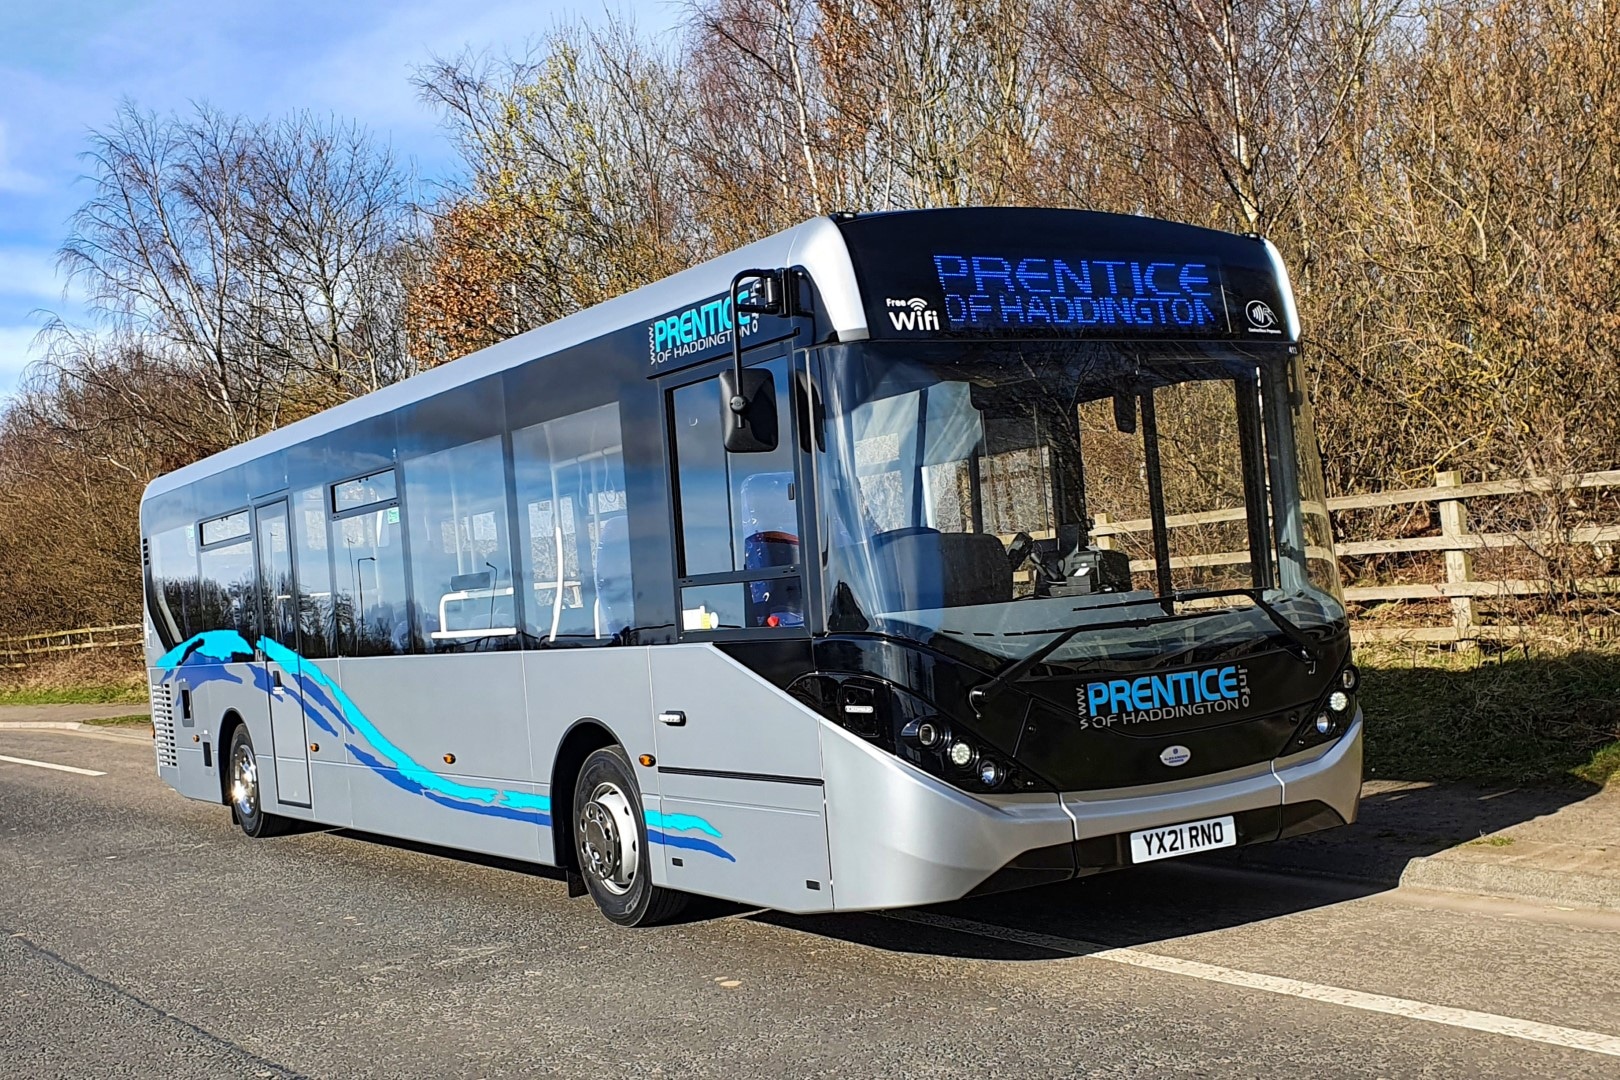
979, 760, 1004, 787
1328, 690, 1350, 713
1341, 665, 1360, 691
914, 721, 947, 749
947, 741, 977, 769
1315, 712, 1333, 735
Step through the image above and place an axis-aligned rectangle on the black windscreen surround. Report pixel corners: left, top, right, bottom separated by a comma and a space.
834, 208, 1292, 345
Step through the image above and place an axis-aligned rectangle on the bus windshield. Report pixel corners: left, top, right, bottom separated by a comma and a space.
813, 340, 1344, 671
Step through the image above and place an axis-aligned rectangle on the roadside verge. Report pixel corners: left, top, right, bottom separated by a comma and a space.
1214, 778, 1620, 912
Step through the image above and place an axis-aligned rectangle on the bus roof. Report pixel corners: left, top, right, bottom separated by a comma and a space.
143, 208, 1293, 504
143, 215, 865, 503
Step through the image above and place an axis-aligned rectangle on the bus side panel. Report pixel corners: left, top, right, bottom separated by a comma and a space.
305, 659, 355, 828
192, 662, 314, 822
521, 648, 659, 870
330, 653, 542, 864
656, 773, 833, 913
149, 665, 218, 805
647, 645, 833, 912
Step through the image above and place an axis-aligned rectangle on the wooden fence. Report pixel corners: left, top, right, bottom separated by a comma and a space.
0, 624, 142, 667
1091, 468, 1620, 645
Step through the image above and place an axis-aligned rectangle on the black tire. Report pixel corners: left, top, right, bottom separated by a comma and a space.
573, 746, 688, 927
227, 725, 289, 839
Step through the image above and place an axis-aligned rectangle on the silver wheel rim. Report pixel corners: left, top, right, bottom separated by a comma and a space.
578, 780, 639, 896
231, 742, 258, 820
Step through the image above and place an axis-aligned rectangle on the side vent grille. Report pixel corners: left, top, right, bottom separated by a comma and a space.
141, 537, 151, 568
150, 683, 178, 768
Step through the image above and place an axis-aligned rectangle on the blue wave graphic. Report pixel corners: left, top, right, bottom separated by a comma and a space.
157, 631, 733, 860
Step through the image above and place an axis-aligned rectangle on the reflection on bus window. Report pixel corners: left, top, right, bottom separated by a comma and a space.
669, 357, 803, 631
292, 485, 336, 658
331, 499, 410, 656
149, 524, 199, 643
403, 436, 517, 652
513, 403, 632, 644
197, 537, 257, 639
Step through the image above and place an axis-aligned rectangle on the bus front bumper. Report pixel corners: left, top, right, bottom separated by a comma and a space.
820, 713, 1362, 911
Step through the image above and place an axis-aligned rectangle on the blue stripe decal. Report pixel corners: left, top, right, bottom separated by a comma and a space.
160, 631, 734, 862
424, 790, 552, 826
645, 811, 724, 838
647, 829, 737, 862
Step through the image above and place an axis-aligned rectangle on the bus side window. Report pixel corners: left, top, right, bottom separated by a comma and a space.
669, 358, 803, 632
149, 524, 200, 644
401, 435, 518, 652
292, 485, 335, 658
197, 511, 256, 641
512, 403, 632, 644
328, 470, 410, 657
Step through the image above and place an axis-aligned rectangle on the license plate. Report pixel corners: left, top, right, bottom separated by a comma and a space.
1129, 815, 1236, 863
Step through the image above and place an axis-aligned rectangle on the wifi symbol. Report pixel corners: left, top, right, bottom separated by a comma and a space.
907, 297, 929, 311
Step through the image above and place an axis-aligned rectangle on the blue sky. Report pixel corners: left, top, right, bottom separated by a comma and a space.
0, 0, 678, 402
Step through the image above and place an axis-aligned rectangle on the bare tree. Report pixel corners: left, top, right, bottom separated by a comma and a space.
57, 103, 415, 441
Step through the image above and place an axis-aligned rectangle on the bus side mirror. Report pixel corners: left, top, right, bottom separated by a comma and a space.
720, 368, 779, 453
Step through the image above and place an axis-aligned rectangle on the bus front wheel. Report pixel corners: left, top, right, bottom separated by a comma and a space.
573, 746, 688, 927
227, 726, 289, 839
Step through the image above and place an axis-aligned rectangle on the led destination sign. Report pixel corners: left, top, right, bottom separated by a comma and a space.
931, 253, 1227, 334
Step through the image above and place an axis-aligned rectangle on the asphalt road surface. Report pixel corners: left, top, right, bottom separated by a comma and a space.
4, 728, 1618, 1079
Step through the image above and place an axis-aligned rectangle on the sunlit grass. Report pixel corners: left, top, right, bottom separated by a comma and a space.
1357, 639, 1620, 788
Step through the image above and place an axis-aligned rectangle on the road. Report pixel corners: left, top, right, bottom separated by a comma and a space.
3, 727, 1618, 1079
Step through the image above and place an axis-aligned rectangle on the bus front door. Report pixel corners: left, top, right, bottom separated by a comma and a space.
254, 499, 312, 807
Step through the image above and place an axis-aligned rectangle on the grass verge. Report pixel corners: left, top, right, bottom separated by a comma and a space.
0, 648, 146, 705
1359, 640, 1620, 788
0, 687, 146, 706
82, 714, 152, 727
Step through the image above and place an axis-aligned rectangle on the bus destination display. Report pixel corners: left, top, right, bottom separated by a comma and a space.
931, 253, 1229, 335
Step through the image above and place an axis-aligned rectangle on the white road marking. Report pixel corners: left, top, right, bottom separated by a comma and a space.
885, 910, 1620, 1059
0, 753, 105, 777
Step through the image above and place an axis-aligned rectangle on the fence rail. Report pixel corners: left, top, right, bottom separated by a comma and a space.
1093, 468, 1620, 644
0, 623, 142, 666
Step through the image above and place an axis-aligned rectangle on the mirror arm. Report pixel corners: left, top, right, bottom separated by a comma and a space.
728, 268, 783, 414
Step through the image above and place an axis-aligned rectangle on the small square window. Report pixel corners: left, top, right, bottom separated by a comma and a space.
200, 510, 249, 547
333, 469, 397, 514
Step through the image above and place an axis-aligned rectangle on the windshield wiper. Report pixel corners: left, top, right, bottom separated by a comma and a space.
966, 590, 1319, 715
1172, 587, 1320, 665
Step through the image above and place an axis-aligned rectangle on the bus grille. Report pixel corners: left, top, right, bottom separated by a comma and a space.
150, 683, 178, 768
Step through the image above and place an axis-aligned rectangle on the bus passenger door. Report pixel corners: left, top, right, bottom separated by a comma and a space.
254, 499, 311, 807
650, 347, 833, 912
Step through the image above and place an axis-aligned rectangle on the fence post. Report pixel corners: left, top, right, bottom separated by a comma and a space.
1436, 470, 1479, 646
1093, 512, 1118, 551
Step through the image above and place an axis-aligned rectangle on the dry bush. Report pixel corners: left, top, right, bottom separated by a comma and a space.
0, 647, 146, 697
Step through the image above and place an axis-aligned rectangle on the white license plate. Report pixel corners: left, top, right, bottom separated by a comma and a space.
1129, 815, 1236, 863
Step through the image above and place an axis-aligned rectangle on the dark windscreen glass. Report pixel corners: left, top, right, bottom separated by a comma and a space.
813, 340, 1343, 669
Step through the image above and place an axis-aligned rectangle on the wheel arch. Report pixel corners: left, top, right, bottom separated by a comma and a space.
550, 718, 620, 868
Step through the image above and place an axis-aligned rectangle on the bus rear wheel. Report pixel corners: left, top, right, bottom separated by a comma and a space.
227, 726, 289, 839
573, 746, 688, 927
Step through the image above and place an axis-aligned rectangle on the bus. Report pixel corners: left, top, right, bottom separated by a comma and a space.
141, 208, 1362, 926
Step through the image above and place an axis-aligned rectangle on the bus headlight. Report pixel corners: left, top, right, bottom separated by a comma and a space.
1340, 665, 1360, 692
910, 720, 948, 749
979, 759, 1004, 787
1328, 690, 1350, 714
1315, 712, 1333, 735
